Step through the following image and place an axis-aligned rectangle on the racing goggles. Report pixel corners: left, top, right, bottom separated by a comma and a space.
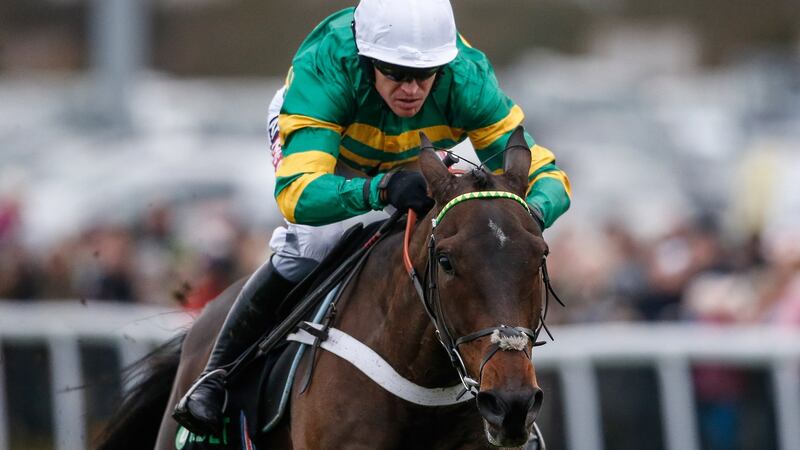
372, 59, 441, 82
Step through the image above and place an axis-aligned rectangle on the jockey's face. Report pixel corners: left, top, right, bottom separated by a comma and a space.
374, 68, 436, 118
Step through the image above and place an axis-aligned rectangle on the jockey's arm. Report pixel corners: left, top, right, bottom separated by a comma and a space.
469, 116, 571, 230
459, 66, 571, 229
274, 120, 386, 225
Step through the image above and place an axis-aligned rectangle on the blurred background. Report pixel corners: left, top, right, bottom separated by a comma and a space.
1, 0, 799, 449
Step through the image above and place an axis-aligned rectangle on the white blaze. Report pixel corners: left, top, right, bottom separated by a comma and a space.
488, 219, 509, 247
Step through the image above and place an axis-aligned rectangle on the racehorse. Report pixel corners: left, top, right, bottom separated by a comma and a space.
98, 129, 553, 449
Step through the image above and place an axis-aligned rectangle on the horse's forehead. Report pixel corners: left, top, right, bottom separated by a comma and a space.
447, 202, 535, 250
487, 219, 509, 248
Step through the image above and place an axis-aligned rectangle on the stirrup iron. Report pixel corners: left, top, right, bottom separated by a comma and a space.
176, 368, 229, 411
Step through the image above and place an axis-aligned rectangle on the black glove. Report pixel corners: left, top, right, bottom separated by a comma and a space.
529, 203, 545, 232
379, 170, 434, 215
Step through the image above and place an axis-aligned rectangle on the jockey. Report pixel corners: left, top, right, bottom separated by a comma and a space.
174, 0, 571, 435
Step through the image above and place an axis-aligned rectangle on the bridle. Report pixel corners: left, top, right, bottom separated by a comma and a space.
403, 190, 564, 397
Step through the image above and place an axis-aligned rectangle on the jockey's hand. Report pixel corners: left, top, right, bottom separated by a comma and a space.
380, 170, 434, 216
529, 203, 545, 232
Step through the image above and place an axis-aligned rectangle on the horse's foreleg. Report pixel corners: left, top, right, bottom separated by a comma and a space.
288, 355, 406, 450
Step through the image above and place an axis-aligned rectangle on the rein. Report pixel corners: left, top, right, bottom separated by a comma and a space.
403, 191, 563, 397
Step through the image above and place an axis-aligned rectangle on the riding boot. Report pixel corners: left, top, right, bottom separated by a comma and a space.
172, 258, 295, 435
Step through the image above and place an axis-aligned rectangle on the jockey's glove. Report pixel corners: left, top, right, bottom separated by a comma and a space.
528, 203, 545, 232
379, 170, 434, 216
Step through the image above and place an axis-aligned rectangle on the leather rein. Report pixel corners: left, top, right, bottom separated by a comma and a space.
403, 191, 564, 397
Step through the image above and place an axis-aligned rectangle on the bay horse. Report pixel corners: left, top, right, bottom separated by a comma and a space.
99, 129, 552, 449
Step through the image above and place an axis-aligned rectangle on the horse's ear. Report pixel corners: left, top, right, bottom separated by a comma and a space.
503, 126, 532, 196
418, 132, 453, 202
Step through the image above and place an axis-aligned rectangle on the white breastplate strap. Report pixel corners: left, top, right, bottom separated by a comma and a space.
286, 322, 475, 406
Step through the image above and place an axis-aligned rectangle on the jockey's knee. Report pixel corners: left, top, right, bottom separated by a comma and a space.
270, 254, 319, 283
268, 221, 348, 282
268, 211, 389, 283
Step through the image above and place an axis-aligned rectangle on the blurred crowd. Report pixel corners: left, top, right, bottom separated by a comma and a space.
0, 190, 268, 310
545, 216, 800, 327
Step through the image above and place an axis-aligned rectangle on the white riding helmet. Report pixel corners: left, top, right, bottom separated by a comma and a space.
354, 0, 459, 69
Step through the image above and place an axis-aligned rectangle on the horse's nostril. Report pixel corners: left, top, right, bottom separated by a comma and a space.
478, 388, 543, 426
477, 388, 544, 429
476, 391, 507, 426
527, 388, 544, 424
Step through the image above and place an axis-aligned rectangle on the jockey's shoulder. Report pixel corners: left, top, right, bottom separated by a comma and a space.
446, 38, 498, 90
293, 8, 358, 68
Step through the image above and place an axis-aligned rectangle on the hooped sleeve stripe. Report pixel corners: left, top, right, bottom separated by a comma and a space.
276, 173, 327, 223
275, 150, 338, 178
344, 123, 465, 154
278, 114, 344, 145
528, 144, 557, 177
529, 171, 572, 198
489, 146, 562, 180
527, 176, 572, 229
494, 144, 560, 175
338, 146, 419, 173
467, 105, 524, 150
525, 143, 572, 227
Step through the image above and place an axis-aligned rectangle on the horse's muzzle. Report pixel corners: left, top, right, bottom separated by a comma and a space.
477, 387, 543, 447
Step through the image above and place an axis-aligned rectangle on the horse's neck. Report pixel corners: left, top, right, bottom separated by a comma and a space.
339, 218, 458, 387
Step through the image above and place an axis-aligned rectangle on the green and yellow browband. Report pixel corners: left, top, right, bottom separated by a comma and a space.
433, 191, 530, 228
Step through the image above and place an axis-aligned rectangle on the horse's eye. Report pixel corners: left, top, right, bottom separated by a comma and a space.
437, 254, 455, 274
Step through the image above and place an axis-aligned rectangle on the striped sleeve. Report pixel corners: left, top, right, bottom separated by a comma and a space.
525, 140, 572, 229
274, 116, 385, 225
462, 72, 571, 228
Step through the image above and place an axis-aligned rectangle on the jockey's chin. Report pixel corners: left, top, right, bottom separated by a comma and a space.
388, 98, 425, 117
374, 69, 435, 118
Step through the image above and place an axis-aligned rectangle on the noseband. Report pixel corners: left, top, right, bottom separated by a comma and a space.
403, 191, 562, 397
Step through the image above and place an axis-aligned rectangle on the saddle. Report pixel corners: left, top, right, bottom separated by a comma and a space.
173, 218, 401, 449
257, 219, 397, 429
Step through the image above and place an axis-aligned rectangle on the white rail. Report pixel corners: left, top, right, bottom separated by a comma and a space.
0, 301, 193, 450
1, 304, 799, 450
534, 323, 800, 450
